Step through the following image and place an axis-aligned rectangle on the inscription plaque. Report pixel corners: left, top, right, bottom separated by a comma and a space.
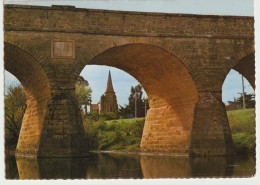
51, 40, 75, 58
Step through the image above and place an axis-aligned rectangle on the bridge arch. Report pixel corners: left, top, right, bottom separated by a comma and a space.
224, 52, 255, 90
221, 43, 255, 90
4, 42, 51, 156
78, 43, 199, 154
232, 53, 255, 89
3, 40, 56, 83
3, 4, 255, 157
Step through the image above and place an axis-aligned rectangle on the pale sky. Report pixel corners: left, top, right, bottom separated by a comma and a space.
4, 0, 254, 16
3, 0, 255, 105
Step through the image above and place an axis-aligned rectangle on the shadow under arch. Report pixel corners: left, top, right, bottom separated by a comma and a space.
80, 43, 199, 154
4, 42, 51, 156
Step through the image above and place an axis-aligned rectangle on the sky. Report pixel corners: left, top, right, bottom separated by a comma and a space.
3, 0, 255, 105
4, 0, 254, 16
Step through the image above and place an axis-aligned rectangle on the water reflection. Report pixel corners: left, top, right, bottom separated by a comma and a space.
15, 157, 90, 179
38, 158, 89, 179
5, 152, 255, 179
189, 156, 235, 177
86, 153, 143, 179
140, 155, 191, 178
5, 155, 19, 179
16, 157, 40, 179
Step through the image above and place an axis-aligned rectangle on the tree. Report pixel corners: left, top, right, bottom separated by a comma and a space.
75, 76, 92, 114
118, 105, 132, 118
238, 93, 255, 109
227, 92, 255, 110
119, 84, 149, 118
5, 85, 27, 149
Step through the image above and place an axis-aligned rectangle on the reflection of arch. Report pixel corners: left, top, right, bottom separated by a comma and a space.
140, 155, 235, 178
80, 43, 199, 154
4, 42, 50, 156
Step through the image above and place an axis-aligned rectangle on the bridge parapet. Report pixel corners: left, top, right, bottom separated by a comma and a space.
4, 4, 254, 39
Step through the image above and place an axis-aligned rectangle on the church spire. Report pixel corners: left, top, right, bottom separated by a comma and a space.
106, 70, 115, 93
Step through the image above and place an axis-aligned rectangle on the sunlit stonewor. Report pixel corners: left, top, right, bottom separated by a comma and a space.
4, 5, 254, 158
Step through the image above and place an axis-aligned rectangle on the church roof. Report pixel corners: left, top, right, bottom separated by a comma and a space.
91, 104, 99, 110
105, 70, 115, 93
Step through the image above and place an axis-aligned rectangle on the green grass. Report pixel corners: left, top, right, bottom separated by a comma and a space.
227, 108, 255, 154
227, 108, 255, 134
105, 117, 145, 124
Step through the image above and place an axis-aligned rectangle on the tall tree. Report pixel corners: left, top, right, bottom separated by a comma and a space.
119, 84, 149, 118
75, 76, 92, 114
5, 85, 27, 148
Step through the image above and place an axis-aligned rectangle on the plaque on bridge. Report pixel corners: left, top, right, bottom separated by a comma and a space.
51, 40, 75, 59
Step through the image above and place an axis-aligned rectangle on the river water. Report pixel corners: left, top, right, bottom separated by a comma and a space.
5, 152, 255, 179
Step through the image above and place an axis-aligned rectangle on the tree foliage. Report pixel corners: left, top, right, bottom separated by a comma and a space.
4, 75, 92, 149
75, 76, 92, 114
237, 93, 255, 109
118, 84, 149, 118
229, 93, 255, 110
5, 85, 27, 149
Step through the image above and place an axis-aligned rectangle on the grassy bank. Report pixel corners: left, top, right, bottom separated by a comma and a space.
83, 108, 255, 154
83, 117, 145, 151
227, 108, 255, 154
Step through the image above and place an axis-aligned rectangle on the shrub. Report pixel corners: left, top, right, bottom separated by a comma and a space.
83, 117, 145, 151
85, 112, 120, 122
227, 108, 256, 155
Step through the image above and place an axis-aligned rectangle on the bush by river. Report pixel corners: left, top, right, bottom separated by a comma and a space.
83, 113, 145, 151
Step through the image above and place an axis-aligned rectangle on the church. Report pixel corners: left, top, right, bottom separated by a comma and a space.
91, 71, 118, 113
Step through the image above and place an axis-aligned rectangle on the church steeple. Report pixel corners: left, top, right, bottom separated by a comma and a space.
100, 70, 118, 113
105, 70, 115, 93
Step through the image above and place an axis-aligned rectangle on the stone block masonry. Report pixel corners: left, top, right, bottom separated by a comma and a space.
4, 4, 254, 157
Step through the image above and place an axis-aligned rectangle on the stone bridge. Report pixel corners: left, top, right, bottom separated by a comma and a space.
4, 4, 255, 157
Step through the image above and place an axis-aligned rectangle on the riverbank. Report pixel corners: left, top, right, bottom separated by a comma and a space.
90, 150, 189, 157
84, 108, 255, 155
227, 108, 255, 154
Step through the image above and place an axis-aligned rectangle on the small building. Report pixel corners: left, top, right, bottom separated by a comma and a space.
91, 103, 100, 113
226, 100, 242, 111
